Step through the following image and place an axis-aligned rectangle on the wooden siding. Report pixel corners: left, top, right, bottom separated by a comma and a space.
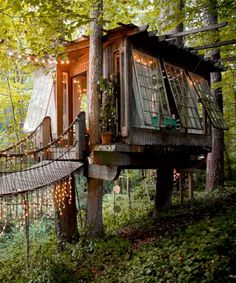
128, 127, 211, 149
70, 53, 89, 77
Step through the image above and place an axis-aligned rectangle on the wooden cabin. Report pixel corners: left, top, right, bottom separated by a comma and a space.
24, 24, 227, 179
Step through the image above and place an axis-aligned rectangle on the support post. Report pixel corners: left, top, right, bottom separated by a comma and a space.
86, 178, 103, 237
42, 116, 52, 160
153, 164, 173, 217
54, 176, 79, 249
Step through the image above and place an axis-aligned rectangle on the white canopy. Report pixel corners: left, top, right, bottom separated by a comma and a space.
23, 68, 57, 135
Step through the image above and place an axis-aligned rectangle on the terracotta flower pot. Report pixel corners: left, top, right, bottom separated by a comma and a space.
101, 132, 113, 144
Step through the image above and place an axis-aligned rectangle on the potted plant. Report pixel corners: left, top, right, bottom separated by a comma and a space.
98, 75, 118, 144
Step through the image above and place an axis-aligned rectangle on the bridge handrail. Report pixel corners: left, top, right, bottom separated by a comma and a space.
0, 117, 50, 153
0, 112, 86, 158
0, 140, 78, 175
0, 112, 86, 175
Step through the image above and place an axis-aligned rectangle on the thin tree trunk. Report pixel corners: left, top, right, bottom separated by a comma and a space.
7, 74, 19, 141
86, 0, 103, 237
203, 1, 224, 190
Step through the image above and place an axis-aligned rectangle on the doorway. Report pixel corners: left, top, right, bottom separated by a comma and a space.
73, 72, 87, 120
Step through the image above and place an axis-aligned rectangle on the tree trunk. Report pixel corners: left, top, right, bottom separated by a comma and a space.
170, 0, 184, 46
203, 1, 224, 191
152, 1, 183, 216
86, 178, 103, 236
54, 176, 79, 248
153, 164, 173, 217
86, 0, 103, 236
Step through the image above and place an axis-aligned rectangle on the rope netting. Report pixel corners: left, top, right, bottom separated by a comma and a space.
0, 117, 51, 154
0, 112, 86, 175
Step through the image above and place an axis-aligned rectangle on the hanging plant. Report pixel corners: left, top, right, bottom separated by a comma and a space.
98, 74, 118, 134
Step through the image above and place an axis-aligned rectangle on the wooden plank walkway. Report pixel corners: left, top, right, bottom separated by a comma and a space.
0, 160, 83, 196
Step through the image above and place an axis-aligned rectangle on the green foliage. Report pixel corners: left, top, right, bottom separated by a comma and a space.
0, 188, 236, 282
0, 69, 32, 148
98, 75, 118, 133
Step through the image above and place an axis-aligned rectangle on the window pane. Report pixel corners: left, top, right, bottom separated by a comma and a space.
164, 63, 203, 130
132, 50, 171, 128
189, 73, 228, 129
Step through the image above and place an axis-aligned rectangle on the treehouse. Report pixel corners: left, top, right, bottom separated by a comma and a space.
24, 23, 227, 179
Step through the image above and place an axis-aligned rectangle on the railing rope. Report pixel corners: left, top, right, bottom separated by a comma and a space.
0, 112, 86, 175
0, 116, 52, 154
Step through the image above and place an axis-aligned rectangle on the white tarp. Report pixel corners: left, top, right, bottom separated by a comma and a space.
24, 68, 57, 135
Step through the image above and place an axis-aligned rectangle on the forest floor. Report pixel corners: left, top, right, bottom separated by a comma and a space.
0, 187, 236, 282
76, 187, 236, 282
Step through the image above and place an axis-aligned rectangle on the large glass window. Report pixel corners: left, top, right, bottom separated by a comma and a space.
132, 50, 171, 128
189, 73, 228, 129
164, 63, 203, 130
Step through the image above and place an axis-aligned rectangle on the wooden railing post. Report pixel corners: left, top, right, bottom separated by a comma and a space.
42, 116, 52, 160
75, 112, 86, 161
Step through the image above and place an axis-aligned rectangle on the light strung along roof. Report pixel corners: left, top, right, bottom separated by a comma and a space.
65, 23, 225, 75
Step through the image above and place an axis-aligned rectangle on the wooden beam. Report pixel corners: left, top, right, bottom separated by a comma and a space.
88, 164, 120, 180
165, 22, 228, 38
219, 57, 236, 62
193, 39, 236, 50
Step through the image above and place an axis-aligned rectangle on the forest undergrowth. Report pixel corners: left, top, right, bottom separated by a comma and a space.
0, 186, 235, 283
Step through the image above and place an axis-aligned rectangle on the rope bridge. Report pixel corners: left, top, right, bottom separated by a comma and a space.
0, 116, 51, 154
0, 112, 86, 236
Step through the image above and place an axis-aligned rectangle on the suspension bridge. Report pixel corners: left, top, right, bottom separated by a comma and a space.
0, 113, 86, 234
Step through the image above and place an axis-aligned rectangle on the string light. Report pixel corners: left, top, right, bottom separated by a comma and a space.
0, 117, 80, 237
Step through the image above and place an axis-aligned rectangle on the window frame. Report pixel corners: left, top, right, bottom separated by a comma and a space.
164, 62, 203, 130
131, 49, 171, 129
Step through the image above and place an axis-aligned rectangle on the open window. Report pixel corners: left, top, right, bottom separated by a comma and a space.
132, 50, 171, 129
164, 63, 203, 130
188, 73, 228, 130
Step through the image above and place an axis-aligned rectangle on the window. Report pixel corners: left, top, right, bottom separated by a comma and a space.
132, 50, 171, 128
189, 73, 228, 130
164, 63, 203, 130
